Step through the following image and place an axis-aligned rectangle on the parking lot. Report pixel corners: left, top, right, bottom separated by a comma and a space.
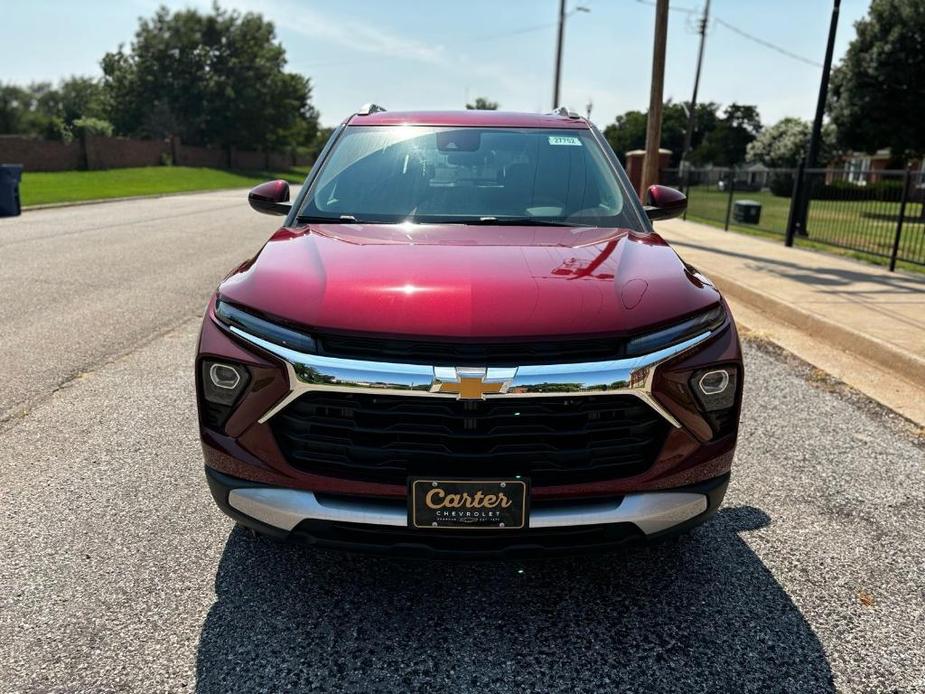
1, 192, 923, 692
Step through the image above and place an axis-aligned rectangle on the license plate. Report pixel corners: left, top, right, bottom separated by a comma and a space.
409, 479, 528, 530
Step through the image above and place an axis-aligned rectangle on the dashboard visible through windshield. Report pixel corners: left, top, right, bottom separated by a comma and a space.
298, 126, 641, 229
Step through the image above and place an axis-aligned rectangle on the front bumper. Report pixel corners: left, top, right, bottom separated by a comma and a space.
206, 467, 729, 558
198, 295, 742, 500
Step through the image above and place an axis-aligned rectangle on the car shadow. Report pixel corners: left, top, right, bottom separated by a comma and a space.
669, 238, 925, 295
195, 506, 834, 692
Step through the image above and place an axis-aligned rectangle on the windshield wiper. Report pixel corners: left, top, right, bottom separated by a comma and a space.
296, 214, 393, 224
296, 215, 585, 227
436, 217, 581, 227
296, 215, 343, 224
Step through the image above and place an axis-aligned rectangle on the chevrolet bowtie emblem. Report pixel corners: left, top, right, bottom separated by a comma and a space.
431, 367, 517, 400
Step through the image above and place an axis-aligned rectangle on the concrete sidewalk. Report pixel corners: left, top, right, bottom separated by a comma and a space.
655, 218, 925, 426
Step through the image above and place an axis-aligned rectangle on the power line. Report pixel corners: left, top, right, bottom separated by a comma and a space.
635, 0, 823, 68
470, 21, 557, 43
303, 16, 567, 67
306, 3, 823, 73
472, 6, 590, 43
713, 18, 822, 68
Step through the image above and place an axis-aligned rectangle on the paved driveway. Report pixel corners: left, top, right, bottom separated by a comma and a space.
1, 193, 922, 692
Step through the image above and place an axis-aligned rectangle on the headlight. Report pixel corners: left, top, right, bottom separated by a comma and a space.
626, 305, 725, 356
199, 359, 251, 430
215, 299, 316, 353
690, 366, 737, 411
202, 361, 249, 405
689, 365, 739, 438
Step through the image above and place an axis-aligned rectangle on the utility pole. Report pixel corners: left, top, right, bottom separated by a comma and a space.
680, 0, 710, 170
552, 2, 590, 109
787, 0, 840, 244
553, 0, 567, 109
641, 0, 670, 198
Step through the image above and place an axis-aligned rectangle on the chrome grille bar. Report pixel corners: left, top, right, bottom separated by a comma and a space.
225, 325, 713, 428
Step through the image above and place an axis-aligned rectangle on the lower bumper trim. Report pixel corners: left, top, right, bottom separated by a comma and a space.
227, 486, 707, 536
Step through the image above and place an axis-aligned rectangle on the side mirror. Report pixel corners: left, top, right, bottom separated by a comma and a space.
248, 180, 291, 216
644, 184, 687, 221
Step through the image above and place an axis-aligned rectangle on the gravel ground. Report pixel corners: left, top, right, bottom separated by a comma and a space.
1, 325, 922, 693
1, 193, 923, 692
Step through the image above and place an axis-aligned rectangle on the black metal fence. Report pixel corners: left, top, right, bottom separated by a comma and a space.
662, 166, 925, 270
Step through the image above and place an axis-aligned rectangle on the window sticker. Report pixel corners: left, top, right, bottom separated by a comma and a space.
547, 135, 582, 147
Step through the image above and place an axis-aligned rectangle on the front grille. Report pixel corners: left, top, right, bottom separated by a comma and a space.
317, 334, 626, 366
270, 392, 668, 486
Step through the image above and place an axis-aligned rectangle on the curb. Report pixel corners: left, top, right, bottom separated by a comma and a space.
708, 270, 925, 389
22, 186, 255, 211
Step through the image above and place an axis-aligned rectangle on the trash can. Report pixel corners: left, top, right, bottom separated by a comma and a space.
0, 164, 23, 217
733, 199, 761, 224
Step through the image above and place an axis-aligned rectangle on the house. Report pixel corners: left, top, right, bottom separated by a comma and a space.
838, 149, 922, 185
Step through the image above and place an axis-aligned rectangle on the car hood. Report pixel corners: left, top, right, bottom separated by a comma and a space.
218, 223, 720, 339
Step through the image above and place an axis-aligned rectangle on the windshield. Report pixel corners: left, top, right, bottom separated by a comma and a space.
299, 126, 639, 228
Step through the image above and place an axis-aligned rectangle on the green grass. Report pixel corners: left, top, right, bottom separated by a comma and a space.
683, 185, 925, 273
20, 165, 311, 207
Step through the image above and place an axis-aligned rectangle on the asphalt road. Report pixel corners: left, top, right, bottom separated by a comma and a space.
0, 190, 281, 422
1, 192, 923, 693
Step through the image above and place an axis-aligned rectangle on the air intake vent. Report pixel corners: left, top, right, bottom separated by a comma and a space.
271, 392, 668, 486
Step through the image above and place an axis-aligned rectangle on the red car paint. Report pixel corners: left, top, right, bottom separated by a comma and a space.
199, 293, 740, 500
218, 224, 721, 340
196, 110, 742, 546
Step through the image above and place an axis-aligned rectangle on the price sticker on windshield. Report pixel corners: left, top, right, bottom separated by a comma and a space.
547, 135, 582, 146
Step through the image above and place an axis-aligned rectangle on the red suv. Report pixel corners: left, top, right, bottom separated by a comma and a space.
196, 106, 742, 557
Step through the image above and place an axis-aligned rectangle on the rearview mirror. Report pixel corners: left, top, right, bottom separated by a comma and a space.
644, 184, 687, 221
248, 180, 291, 216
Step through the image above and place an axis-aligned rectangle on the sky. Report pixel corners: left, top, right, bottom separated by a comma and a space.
0, 0, 870, 129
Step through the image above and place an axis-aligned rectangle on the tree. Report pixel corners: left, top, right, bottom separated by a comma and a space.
56, 77, 106, 127
72, 117, 114, 137
101, 5, 318, 150
306, 126, 334, 161
746, 117, 838, 168
466, 97, 499, 110
689, 103, 761, 166
746, 117, 838, 196
828, 0, 925, 160
0, 84, 30, 134
0, 77, 107, 139
603, 100, 720, 165
0, 82, 58, 136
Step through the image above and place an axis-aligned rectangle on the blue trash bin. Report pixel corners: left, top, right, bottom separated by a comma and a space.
0, 164, 23, 217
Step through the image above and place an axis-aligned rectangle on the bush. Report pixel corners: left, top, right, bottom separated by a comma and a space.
769, 172, 794, 197
72, 117, 114, 137
810, 178, 904, 202
43, 116, 73, 143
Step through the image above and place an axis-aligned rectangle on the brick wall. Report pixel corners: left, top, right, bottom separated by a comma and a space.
85, 135, 169, 170
230, 148, 266, 171
176, 142, 227, 168
0, 134, 308, 173
267, 150, 293, 171
0, 136, 82, 171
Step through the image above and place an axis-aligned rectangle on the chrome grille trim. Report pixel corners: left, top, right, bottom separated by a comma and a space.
226, 325, 713, 428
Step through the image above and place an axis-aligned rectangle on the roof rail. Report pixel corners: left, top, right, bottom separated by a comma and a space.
549, 105, 581, 119
356, 103, 387, 116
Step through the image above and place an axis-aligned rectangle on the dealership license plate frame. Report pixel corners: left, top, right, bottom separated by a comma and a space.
409, 478, 529, 530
